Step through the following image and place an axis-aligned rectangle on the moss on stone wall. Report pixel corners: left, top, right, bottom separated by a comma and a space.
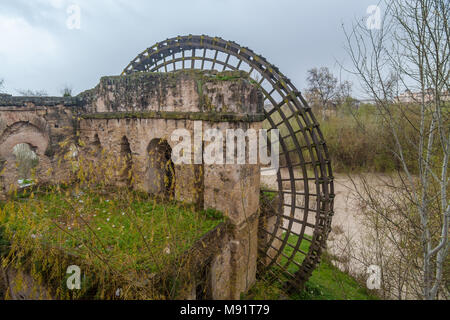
0, 95, 80, 107
74, 69, 263, 115
99, 70, 250, 84
81, 110, 264, 122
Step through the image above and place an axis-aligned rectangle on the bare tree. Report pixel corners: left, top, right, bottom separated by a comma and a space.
336, 80, 353, 106
12, 143, 39, 181
305, 67, 338, 118
0, 79, 4, 93
344, 0, 449, 299
17, 89, 48, 97
305, 67, 353, 118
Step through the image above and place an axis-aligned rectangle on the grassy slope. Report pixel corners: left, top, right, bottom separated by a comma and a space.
296, 256, 379, 300
0, 188, 224, 273
245, 234, 378, 300
1, 188, 376, 300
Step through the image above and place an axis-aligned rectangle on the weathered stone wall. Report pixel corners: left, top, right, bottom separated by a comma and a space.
0, 70, 264, 299
79, 70, 262, 114
0, 95, 80, 198
76, 71, 263, 298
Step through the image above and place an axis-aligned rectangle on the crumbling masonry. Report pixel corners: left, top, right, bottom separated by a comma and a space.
0, 70, 267, 299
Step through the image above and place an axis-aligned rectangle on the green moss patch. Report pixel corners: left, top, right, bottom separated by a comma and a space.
81, 110, 264, 122
245, 234, 379, 300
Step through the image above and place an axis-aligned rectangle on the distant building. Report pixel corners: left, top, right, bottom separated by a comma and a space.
353, 98, 377, 107
394, 89, 450, 103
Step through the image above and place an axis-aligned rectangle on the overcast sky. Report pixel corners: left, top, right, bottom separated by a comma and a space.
0, 0, 381, 97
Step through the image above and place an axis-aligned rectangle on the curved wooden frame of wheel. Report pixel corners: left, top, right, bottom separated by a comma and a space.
122, 35, 335, 291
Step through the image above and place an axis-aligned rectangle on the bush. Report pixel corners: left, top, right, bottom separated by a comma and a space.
318, 103, 422, 173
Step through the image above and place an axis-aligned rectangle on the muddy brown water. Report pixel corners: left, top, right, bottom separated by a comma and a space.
261, 170, 393, 279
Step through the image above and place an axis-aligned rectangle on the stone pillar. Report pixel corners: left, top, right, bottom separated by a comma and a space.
206, 164, 261, 300
258, 192, 284, 267
175, 163, 204, 208
70, 70, 266, 299
202, 121, 262, 299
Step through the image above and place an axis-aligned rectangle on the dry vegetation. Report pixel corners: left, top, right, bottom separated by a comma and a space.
0, 139, 224, 300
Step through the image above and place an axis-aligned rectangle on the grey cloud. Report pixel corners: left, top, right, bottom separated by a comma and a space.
0, 0, 377, 96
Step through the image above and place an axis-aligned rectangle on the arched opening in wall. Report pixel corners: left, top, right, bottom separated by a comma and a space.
195, 260, 212, 300
147, 138, 175, 198
12, 143, 39, 187
92, 134, 102, 155
0, 158, 6, 194
119, 136, 132, 185
67, 143, 80, 172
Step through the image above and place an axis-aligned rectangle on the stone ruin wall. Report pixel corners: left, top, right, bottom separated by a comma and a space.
0, 96, 79, 197
0, 70, 266, 299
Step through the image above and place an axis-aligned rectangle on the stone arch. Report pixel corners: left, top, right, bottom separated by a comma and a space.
0, 121, 51, 190
119, 135, 133, 185
85, 133, 102, 159
146, 138, 175, 198
0, 114, 49, 139
12, 143, 39, 182
0, 121, 49, 158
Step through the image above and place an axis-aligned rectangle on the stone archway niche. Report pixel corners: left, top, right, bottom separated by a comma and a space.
146, 138, 175, 198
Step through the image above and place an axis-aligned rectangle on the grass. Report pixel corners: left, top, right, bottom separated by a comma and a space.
244, 234, 379, 300
1, 186, 376, 300
0, 187, 224, 272
265, 102, 447, 174
0, 186, 224, 299
296, 255, 379, 300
